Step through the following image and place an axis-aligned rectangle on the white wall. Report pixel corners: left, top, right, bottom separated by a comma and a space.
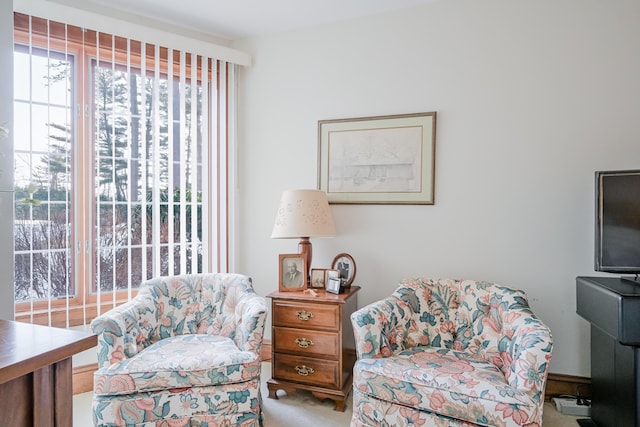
234, 0, 640, 377
0, 0, 14, 320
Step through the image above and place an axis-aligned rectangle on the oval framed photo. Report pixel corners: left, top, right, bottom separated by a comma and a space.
331, 253, 356, 287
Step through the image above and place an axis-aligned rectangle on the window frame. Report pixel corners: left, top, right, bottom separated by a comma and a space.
13, 16, 214, 327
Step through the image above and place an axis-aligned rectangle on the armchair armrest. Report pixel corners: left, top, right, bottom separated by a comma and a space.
90, 291, 158, 368
502, 308, 553, 404
233, 292, 268, 355
350, 297, 411, 359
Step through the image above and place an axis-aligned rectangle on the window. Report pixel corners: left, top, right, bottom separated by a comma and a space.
13, 13, 232, 327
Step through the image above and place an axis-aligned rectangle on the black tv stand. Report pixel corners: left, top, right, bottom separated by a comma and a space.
576, 276, 640, 427
621, 275, 640, 285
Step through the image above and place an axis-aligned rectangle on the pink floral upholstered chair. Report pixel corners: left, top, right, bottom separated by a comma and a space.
350, 278, 553, 427
91, 273, 267, 427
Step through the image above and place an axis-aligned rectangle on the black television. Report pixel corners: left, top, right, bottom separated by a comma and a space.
595, 169, 640, 276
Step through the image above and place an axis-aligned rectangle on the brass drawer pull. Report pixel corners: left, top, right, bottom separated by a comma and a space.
295, 365, 315, 376
296, 310, 314, 321
295, 337, 314, 348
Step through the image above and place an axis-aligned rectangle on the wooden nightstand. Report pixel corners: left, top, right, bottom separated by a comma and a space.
266, 286, 360, 411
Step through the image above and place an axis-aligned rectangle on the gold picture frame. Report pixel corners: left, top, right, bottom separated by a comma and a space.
278, 254, 307, 292
318, 112, 437, 204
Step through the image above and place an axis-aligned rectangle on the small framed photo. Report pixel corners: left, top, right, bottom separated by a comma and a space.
310, 268, 327, 288
278, 254, 307, 292
325, 269, 340, 286
331, 253, 356, 287
326, 277, 343, 294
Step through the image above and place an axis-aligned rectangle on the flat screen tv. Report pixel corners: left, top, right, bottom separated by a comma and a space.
595, 169, 640, 276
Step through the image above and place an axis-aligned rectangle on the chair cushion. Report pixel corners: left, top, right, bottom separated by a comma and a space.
94, 334, 261, 396
353, 346, 538, 426
93, 381, 263, 427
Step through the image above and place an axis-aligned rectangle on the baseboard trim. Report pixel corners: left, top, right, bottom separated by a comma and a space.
545, 373, 591, 401
262, 339, 272, 362
73, 362, 98, 395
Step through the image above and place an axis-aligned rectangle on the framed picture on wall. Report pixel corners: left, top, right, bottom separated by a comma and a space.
318, 112, 437, 204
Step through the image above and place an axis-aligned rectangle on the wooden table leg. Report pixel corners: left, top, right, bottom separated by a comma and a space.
33, 365, 54, 427
54, 358, 74, 427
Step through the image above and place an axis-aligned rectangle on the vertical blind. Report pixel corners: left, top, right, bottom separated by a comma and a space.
13, 12, 233, 327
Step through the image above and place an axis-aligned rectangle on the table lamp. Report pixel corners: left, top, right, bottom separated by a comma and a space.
271, 189, 336, 286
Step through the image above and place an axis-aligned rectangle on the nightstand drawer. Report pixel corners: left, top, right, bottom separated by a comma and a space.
273, 301, 340, 330
273, 353, 339, 388
273, 327, 339, 358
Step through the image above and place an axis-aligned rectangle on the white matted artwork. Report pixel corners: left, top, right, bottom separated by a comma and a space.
318, 112, 436, 204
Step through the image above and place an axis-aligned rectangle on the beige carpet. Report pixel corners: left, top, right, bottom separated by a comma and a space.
262, 363, 352, 426
74, 362, 584, 426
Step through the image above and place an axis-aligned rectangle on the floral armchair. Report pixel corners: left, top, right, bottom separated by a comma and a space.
350, 278, 553, 427
90, 273, 267, 427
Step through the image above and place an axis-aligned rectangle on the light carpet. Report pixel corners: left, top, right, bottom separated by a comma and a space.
261, 362, 352, 426
74, 361, 583, 426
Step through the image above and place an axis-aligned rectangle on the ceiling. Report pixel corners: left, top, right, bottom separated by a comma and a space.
61, 0, 440, 41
